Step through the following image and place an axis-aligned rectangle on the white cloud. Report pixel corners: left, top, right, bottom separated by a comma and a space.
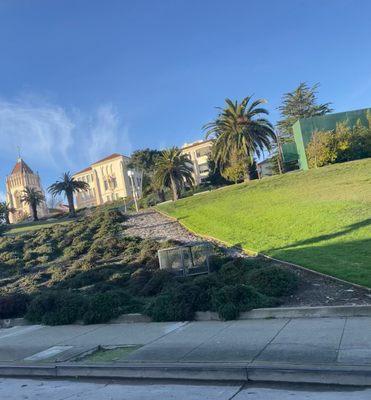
0, 97, 132, 176
85, 104, 132, 163
0, 98, 75, 169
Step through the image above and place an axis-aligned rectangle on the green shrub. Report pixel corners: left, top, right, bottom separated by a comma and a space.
191, 274, 221, 311
212, 284, 273, 320
217, 303, 239, 320
128, 268, 153, 294
140, 270, 174, 296
209, 255, 233, 272
83, 291, 125, 324
64, 269, 112, 289
247, 266, 298, 297
218, 261, 246, 285
26, 291, 85, 325
0, 293, 30, 319
145, 284, 201, 322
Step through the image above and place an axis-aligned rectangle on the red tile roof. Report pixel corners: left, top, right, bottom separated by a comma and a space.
73, 153, 126, 176
74, 166, 92, 176
11, 159, 34, 175
91, 153, 123, 165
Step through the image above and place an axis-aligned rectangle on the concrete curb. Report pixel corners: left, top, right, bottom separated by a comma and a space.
1, 362, 371, 386
0, 318, 31, 329
196, 305, 371, 320
4, 305, 371, 328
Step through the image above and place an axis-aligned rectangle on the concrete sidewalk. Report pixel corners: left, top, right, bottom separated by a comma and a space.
1, 317, 371, 384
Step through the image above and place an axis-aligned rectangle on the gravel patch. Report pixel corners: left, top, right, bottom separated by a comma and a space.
123, 209, 371, 307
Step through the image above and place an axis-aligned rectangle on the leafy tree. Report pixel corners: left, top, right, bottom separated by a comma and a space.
306, 118, 371, 168
129, 148, 162, 172
154, 147, 194, 201
0, 202, 16, 225
205, 157, 232, 186
129, 149, 165, 202
277, 82, 333, 142
20, 187, 45, 221
48, 172, 89, 217
204, 96, 275, 181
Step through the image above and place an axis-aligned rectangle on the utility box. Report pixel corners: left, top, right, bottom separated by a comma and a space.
158, 243, 212, 276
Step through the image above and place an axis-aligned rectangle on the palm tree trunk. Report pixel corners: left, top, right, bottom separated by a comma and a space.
66, 192, 75, 217
5, 212, 10, 225
32, 204, 38, 221
157, 189, 165, 202
170, 175, 178, 201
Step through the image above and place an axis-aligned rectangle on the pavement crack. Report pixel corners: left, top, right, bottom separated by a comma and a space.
336, 317, 348, 362
227, 382, 247, 400
177, 321, 234, 362
250, 318, 291, 363
54, 325, 105, 347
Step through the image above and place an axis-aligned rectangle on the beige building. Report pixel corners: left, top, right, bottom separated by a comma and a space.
73, 153, 142, 209
6, 158, 48, 224
181, 139, 213, 185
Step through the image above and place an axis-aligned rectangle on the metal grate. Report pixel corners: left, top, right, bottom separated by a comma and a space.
158, 243, 212, 276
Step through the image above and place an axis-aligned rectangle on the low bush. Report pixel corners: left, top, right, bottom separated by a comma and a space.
191, 274, 221, 311
247, 266, 298, 297
218, 261, 246, 285
0, 293, 30, 319
82, 290, 140, 324
128, 268, 153, 295
140, 270, 174, 296
82, 292, 121, 324
26, 291, 85, 325
145, 284, 202, 322
217, 302, 240, 320
211, 284, 274, 320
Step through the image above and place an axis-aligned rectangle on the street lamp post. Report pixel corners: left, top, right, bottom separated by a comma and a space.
127, 170, 139, 212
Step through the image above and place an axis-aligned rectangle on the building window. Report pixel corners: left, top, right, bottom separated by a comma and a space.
196, 148, 211, 158
104, 180, 108, 190
198, 163, 209, 174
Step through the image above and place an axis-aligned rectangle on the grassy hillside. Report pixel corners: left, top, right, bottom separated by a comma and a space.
157, 159, 371, 287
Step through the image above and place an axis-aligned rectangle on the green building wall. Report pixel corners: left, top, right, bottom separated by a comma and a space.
289, 107, 371, 170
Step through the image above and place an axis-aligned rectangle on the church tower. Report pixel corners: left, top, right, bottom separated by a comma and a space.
5, 158, 48, 224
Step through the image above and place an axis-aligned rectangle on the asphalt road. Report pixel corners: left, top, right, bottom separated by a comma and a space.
1, 378, 371, 399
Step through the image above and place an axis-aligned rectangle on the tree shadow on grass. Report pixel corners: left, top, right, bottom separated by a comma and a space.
274, 218, 371, 251
269, 238, 371, 287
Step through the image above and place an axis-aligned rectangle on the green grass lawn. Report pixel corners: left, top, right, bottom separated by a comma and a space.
157, 158, 371, 287
5, 218, 73, 235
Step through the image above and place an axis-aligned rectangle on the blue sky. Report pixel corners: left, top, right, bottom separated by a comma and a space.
1, 0, 371, 199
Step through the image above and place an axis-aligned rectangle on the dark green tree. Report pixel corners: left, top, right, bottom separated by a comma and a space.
277, 82, 333, 142
129, 149, 165, 201
0, 202, 16, 225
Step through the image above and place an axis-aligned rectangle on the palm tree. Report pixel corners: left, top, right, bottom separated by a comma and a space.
0, 202, 16, 224
48, 172, 89, 217
204, 96, 276, 180
154, 147, 194, 201
20, 187, 45, 221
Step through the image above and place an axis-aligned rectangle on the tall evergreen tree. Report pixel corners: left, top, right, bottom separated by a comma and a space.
277, 82, 333, 142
